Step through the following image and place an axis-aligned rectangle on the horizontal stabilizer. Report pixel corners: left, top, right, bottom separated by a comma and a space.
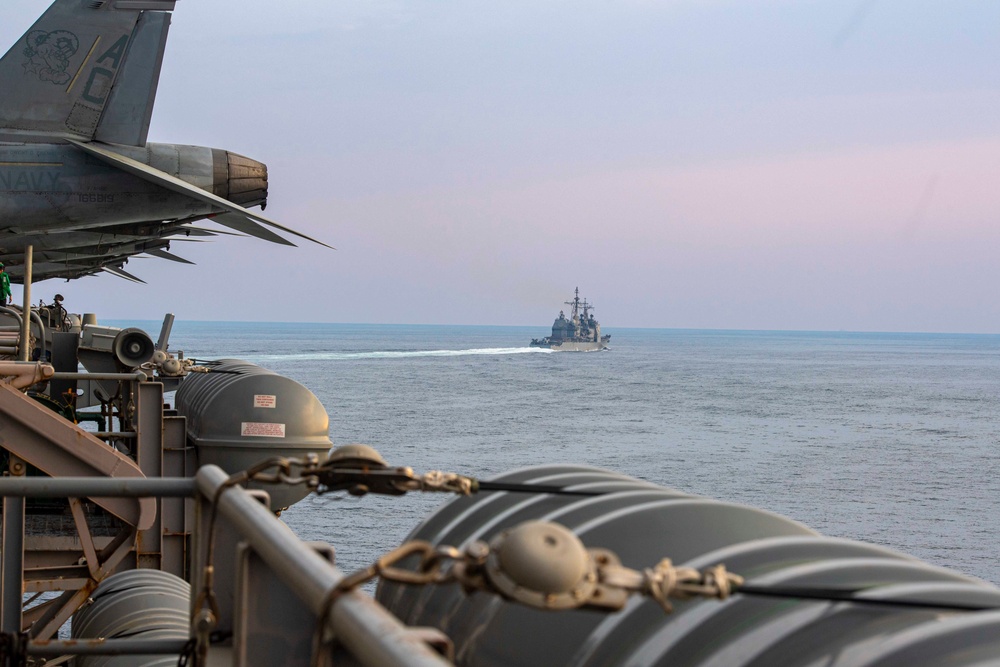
101, 265, 146, 283
67, 140, 334, 249
169, 227, 222, 238
209, 212, 294, 246
145, 248, 194, 264
186, 225, 250, 238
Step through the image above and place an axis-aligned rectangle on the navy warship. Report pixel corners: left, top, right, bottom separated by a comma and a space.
530, 287, 611, 351
0, 1, 996, 665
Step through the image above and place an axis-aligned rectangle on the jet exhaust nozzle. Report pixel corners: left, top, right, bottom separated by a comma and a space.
212, 149, 268, 209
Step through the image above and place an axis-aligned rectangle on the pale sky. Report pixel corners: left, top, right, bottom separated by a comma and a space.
2, 0, 999, 331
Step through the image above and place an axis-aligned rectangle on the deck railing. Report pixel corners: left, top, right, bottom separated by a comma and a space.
0, 467, 453, 666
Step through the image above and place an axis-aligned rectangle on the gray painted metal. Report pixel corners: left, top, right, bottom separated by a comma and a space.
0, 473, 25, 636
154, 312, 174, 351
530, 288, 610, 351
93, 10, 170, 147
28, 637, 190, 657
51, 371, 146, 381
176, 359, 332, 510
18, 246, 32, 360
0, 0, 331, 282
69, 139, 331, 249
0, 476, 195, 497
378, 465, 1000, 667
0, 0, 142, 142
194, 465, 452, 667
72, 569, 190, 667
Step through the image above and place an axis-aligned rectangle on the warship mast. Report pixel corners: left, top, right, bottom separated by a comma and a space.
565, 287, 582, 324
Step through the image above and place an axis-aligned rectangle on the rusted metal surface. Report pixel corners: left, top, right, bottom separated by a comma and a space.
68, 498, 101, 579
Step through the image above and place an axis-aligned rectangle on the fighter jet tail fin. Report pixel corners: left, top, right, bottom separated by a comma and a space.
0, 0, 174, 145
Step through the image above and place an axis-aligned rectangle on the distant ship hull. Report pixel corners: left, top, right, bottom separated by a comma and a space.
530, 335, 610, 352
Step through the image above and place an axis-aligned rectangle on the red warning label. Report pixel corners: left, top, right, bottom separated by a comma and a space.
254, 394, 277, 409
241, 422, 286, 438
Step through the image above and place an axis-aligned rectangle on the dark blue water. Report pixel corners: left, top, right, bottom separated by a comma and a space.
123, 321, 1000, 585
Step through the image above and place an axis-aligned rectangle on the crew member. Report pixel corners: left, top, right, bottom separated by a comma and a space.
49, 294, 68, 331
0, 263, 10, 307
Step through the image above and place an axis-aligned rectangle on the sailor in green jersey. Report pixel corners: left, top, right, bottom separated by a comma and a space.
0, 263, 10, 306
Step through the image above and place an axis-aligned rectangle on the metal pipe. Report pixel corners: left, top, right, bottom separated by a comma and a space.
29, 638, 189, 656
1, 456, 25, 636
0, 307, 22, 325
29, 308, 46, 360
0, 361, 55, 389
0, 496, 24, 636
51, 371, 147, 381
195, 466, 451, 667
18, 245, 31, 361
92, 431, 137, 439
0, 308, 22, 359
0, 477, 196, 498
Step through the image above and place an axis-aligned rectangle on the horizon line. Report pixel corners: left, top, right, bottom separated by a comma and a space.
98, 319, 1000, 337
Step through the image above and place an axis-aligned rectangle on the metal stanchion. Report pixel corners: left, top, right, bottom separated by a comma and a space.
18, 245, 32, 361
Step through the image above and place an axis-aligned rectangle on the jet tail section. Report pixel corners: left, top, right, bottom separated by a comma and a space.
68, 139, 336, 249
0, 0, 174, 145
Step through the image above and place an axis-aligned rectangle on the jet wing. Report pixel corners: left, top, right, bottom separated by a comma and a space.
67, 140, 334, 250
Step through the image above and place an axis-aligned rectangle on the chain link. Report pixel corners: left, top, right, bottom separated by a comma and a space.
334, 536, 742, 614
636, 559, 742, 612
394, 470, 475, 495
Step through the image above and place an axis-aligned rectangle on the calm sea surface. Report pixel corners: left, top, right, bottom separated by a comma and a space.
121, 322, 1000, 585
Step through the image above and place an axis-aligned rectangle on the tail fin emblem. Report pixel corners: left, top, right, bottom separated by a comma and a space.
22, 30, 79, 83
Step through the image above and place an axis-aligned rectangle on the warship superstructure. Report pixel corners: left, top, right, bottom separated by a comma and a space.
531, 287, 611, 351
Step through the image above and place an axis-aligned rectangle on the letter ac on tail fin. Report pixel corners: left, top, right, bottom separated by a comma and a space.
0, 0, 175, 146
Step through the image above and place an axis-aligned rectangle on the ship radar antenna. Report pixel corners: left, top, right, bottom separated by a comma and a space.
565, 287, 582, 321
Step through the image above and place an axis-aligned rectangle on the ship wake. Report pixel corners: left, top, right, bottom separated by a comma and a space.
244, 347, 553, 362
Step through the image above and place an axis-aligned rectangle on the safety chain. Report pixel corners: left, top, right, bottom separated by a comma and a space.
237, 447, 613, 500
237, 454, 324, 490
238, 454, 475, 498
597, 557, 743, 612
330, 534, 743, 614
141, 357, 211, 378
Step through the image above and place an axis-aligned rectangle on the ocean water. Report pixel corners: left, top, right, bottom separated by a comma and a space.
140, 321, 1000, 586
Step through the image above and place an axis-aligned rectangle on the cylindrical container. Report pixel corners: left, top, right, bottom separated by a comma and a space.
377, 465, 1000, 667
72, 569, 190, 667
175, 359, 332, 510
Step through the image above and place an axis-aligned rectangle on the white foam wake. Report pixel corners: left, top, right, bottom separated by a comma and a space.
244, 347, 553, 362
